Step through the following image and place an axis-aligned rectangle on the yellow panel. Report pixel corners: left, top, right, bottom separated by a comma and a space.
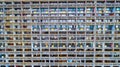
51, 29, 54, 31
98, 45, 101, 47
33, 12, 37, 14
62, 11, 66, 13
63, 29, 65, 30
99, 29, 101, 30
80, 45, 82, 48
46, 12, 48, 14
117, 28, 119, 31
46, 45, 48, 47
52, 45, 54, 47
80, 28, 83, 30
0, 12, 3, 14
46, 29, 48, 31
116, 45, 118, 47
51, 12, 54, 13
63, 45, 65, 47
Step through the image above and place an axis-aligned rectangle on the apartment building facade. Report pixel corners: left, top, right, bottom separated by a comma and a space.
0, 0, 120, 67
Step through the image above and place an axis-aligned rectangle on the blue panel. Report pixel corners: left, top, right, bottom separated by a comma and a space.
67, 59, 72, 62
90, 25, 94, 30
112, 8, 115, 12
98, 14, 102, 16
112, 25, 115, 30
108, 25, 113, 30
6, 64, 9, 67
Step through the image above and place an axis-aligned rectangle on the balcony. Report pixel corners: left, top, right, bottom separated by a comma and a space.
106, 3, 115, 7
104, 43, 113, 48
32, 25, 40, 31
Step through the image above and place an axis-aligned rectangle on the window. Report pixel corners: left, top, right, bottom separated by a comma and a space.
25, 54, 31, 57
77, 43, 84, 47
59, 25, 67, 30
86, 43, 93, 47
5, 2, 12, 4
76, 25, 85, 30
115, 25, 120, 30
24, 43, 31, 46
8, 54, 14, 57
25, 49, 31, 51
105, 43, 113, 48
9, 60, 14, 63
0, 43, 5, 47
96, 43, 102, 48
105, 25, 114, 30
68, 8, 76, 13
68, 25, 75, 30
0, 54, 5, 58
41, 25, 49, 30
32, 25, 40, 31
59, 43, 66, 47
50, 25, 57, 30
33, 54, 40, 57
114, 43, 120, 48
0, 37, 4, 40
7, 31, 13, 34
86, 25, 94, 30
16, 54, 23, 57
8, 43, 14, 46
96, 25, 103, 31
16, 49, 23, 51
17, 60, 23, 62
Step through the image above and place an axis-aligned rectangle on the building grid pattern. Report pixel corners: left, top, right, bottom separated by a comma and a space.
0, 0, 120, 67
